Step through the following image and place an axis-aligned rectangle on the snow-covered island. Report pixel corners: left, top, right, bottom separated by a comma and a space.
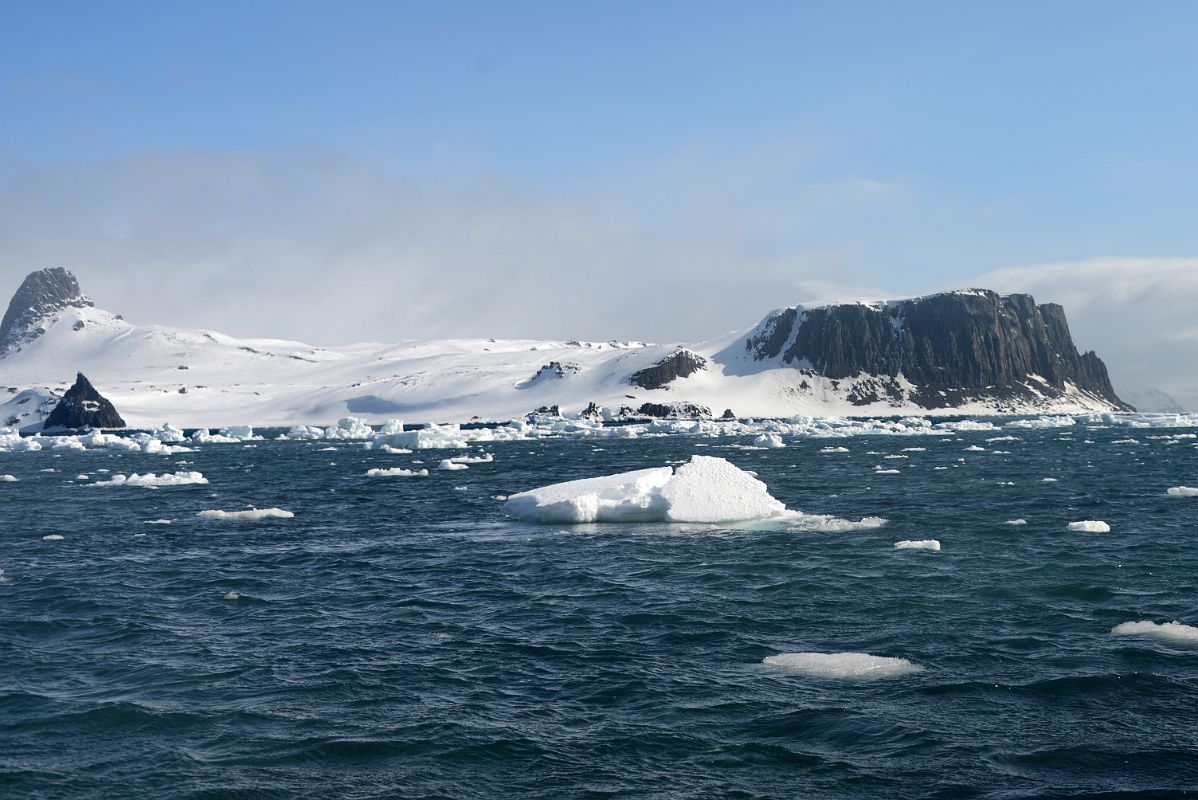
1, 268, 1133, 431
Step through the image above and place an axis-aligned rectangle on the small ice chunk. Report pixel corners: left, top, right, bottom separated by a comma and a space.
1068, 520, 1110, 533
753, 433, 785, 449
224, 591, 240, 601
1042, 477, 1058, 482
763, 652, 922, 680
894, 539, 940, 551
1111, 620, 1198, 644
874, 468, 900, 475
90, 471, 208, 488
366, 467, 429, 477
819, 446, 849, 454
964, 445, 985, 452
1166, 486, 1198, 497
42, 534, 64, 541
0, 474, 17, 482
197, 508, 294, 520
143, 519, 173, 525
438, 460, 469, 471
1004, 519, 1028, 526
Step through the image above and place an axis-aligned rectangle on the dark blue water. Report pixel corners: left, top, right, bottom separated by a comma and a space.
3, 424, 1198, 798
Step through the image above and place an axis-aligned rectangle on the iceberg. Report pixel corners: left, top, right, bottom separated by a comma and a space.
1068, 520, 1110, 533
503, 455, 790, 524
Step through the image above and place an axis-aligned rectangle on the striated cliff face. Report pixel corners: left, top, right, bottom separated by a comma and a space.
740, 290, 1131, 410
0, 268, 93, 354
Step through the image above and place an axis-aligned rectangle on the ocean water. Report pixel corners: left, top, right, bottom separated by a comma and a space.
2, 423, 1198, 798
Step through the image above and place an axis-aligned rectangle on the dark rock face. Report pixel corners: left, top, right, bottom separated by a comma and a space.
743, 290, 1131, 410
42, 373, 126, 431
721, 408, 736, 420
630, 350, 707, 390
636, 402, 712, 420
518, 361, 579, 389
1, 268, 93, 354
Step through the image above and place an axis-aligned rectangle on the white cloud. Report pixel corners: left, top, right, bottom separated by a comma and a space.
974, 257, 1198, 410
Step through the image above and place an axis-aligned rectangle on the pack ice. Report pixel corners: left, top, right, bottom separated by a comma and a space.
503, 455, 788, 524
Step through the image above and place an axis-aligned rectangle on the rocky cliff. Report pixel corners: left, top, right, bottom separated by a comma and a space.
740, 290, 1131, 410
0, 268, 93, 354
42, 373, 126, 431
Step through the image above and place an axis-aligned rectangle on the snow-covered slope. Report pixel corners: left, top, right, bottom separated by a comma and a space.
0, 271, 1129, 429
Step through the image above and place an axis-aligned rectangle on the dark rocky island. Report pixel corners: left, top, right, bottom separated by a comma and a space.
42, 373, 126, 431
735, 290, 1131, 410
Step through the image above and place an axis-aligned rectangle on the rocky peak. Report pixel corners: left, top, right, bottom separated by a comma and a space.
42, 372, 126, 431
0, 268, 93, 354
630, 349, 708, 390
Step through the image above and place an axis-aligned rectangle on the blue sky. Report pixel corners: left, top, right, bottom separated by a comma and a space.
1, 2, 1197, 350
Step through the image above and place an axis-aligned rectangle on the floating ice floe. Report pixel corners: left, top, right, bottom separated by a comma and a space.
90, 471, 208, 488
437, 460, 468, 471
365, 467, 429, 477
753, 433, 785, 448
143, 519, 173, 525
964, 445, 986, 452
197, 508, 294, 520
1111, 620, 1198, 644
450, 453, 493, 464
762, 652, 922, 679
894, 539, 940, 551
1, 474, 17, 482
224, 591, 240, 601
819, 446, 849, 453
874, 468, 900, 475
42, 534, 64, 541
504, 454, 883, 527
1068, 520, 1110, 533
1004, 519, 1028, 526
1166, 486, 1198, 497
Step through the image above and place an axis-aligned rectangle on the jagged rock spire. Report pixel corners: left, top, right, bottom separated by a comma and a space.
0, 268, 92, 354
42, 372, 126, 431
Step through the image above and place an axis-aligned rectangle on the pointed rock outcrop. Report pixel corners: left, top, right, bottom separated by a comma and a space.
42, 373, 126, 431
1, 268, 93, 354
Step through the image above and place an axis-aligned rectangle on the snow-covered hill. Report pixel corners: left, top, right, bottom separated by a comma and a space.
0, 269, 1129, 430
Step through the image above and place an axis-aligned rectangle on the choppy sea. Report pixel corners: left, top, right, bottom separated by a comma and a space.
2, 420, 1198, 798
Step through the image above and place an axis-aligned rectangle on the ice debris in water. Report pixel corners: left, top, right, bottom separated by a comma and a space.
1004, 519, 1028, 526
1166, 486, 1198, 497
42, 534, 64, 541
504, 455, 883, 527
437, 460, 469, 471
753, 433, 785, 448
1068, 520, 1111, 533
819, 447, 849, 453
366, 467, 429, 477
1111, 620, 1198, 644
224, 591, 240, 601
763, 652, 922, 679
143, 519, 173, 525
197, 508, 294, 520
894, 539, 940, 551
90, 471, 208, 488
1, 474, 17, 482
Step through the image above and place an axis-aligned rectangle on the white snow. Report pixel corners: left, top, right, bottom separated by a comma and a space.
753, 433, 785, 448
1111, 620, 1198, 644
504, 455, 791, 524
366, 467, 429, 477
197, 508, 294, 520
1166, 486, 1198, 497
89, 471, 208, 488
1068, 520, 1111, 533
894, 539, 941, 551
762, 652, 922, 679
